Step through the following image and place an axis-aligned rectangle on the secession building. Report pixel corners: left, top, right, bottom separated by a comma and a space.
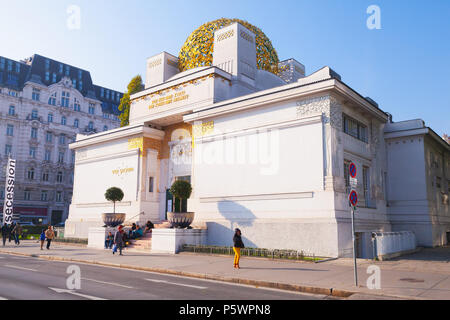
65, 19, 449, 257
0, 54, 122, 225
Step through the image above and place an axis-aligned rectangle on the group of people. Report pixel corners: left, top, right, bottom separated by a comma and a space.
40, 226, 55, 250
1, 222, 23, 246
105, 220, 155, 255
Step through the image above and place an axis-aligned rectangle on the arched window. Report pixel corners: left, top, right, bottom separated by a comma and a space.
61, 116, 66, 125
8, 105, 15, 115
74, 119, 79, 128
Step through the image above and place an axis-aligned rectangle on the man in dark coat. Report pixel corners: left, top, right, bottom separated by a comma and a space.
1, 224, 9, 246
113, 225, 125, 256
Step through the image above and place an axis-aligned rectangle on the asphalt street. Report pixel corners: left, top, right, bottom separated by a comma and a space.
0, 253, 333, 300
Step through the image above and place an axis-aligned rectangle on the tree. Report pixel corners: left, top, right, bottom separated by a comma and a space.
169, 180, 192, 213
118, 75, 143, 127
104, 187, 124, 214
443, 134, 450, 144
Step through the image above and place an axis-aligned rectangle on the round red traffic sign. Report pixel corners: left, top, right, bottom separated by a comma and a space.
349, 190, 358, 206
349, 162, 357, 178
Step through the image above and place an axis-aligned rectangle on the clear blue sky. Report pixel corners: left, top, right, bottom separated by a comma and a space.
0, 0, 448, 135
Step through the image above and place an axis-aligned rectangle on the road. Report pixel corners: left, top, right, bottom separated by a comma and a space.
0, 253, 333, 300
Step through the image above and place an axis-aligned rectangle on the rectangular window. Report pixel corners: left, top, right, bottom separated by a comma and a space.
56, 191, 63, 202
59, 135, 66, 145
41, 191, 48, 201
45, 71, 50, 81
59, 63, 63, 74
31, 127, 38, 139
29, 147, 36, 158
149, 177, 154, 193
45, 150, 51, 161
89, 105, 95, 114
6, 124, 13, 136
343, 114, 368, 143
42, 172, 49, 182
5, 145, 12, 156
45, 59, 50, 70
58, 152, 65, 163
344, 159, 351, 191
363, 166, 371, 207
32, 88, 40, 101
46, 132, 53, 143
78, 70, 82, 80
52, 73, 57, 83
24, 191, 31, 201
65, 65, 70, 76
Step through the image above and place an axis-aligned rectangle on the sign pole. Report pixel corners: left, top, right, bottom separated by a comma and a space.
351, 205, 358, 287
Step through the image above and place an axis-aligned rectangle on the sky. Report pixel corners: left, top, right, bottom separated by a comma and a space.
0, 0, 449, 136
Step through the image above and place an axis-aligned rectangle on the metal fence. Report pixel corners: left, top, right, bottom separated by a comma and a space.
181, 245, 326, 262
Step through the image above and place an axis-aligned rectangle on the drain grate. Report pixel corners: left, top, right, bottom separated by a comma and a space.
400, 278, 425, 283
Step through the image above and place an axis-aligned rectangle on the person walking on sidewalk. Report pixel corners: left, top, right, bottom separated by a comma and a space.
1, 223, 9, 247
12, 223, 22, 245
233, 228, 245, 269
8, 221, 15, 243
45, 225, 55, 250
113, 225, 125, 256
39, 229, 46, 250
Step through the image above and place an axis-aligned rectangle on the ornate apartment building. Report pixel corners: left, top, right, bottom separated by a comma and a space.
0, 54, 122, 225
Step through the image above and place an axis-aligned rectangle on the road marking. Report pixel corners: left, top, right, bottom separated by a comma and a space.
48, 287, 106, 300
82, 277, 133, 289
4, 265, 38, 272
145, 278, 207, 289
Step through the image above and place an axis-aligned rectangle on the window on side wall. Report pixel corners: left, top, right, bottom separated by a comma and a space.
343, 114, 368, 143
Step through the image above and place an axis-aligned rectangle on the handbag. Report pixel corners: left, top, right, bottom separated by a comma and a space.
112, 244, 118, 253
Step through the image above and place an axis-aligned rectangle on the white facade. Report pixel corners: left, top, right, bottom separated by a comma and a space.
65, 22, 449, 257
385, 120, 450, 247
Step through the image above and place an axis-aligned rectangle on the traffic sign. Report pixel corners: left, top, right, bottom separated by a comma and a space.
349, 162, 357, 178
349, 190, 358, 206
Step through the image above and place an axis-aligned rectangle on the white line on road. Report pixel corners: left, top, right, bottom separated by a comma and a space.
48, 287, 106, 300
4, 265, 38, 272
82, 277, 133, 289
145, 278, 207, 289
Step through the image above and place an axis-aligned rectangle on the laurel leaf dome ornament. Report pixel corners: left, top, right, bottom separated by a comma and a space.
178, 18, 279, 75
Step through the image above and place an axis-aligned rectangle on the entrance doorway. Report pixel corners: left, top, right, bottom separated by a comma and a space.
51, 210, 63, 225
166, 176, 191, 219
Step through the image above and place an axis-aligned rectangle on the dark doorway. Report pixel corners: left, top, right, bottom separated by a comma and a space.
51, 210, 63, 225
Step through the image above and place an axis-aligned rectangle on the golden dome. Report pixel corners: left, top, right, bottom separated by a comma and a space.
178, 18, 279, 74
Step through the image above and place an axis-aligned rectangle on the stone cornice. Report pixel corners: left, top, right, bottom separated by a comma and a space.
69, 124, 165, 149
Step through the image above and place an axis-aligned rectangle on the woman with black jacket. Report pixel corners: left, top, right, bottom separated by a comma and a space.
233, 228, 245, 269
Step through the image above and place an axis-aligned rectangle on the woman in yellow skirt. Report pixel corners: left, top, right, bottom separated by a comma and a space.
233, 228, 245, 269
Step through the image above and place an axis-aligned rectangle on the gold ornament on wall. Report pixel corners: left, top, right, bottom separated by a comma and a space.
178, 18, 279, 75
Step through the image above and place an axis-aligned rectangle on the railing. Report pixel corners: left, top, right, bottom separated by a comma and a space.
123, 212, 145, 226
181, 245, 327, 262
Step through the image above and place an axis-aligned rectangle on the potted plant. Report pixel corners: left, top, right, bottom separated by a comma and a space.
102, 187, 126, 227
167, 180, 194, 228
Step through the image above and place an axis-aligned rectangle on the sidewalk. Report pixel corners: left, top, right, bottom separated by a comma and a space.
0, 241, 449, 300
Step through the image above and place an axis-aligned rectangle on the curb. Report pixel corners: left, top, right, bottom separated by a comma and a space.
0, 249, 354, 298
0, 249, 423, 300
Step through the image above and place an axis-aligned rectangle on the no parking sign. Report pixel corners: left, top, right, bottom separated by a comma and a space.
349, 190, 358, 207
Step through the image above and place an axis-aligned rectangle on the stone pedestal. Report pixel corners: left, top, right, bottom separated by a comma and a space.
151, 228, 207, 254
88, 227, 116, 249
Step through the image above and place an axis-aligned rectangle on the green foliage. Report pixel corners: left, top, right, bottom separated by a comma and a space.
104, 187, 124, 213
169, 180, 192, 213
170, 180, 192, 200
118, 75, 143, 127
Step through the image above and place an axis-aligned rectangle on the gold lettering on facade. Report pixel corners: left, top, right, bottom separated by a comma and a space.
149, 90, 189, 109
128, 137, 144, 152
112, 167, 135, 176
